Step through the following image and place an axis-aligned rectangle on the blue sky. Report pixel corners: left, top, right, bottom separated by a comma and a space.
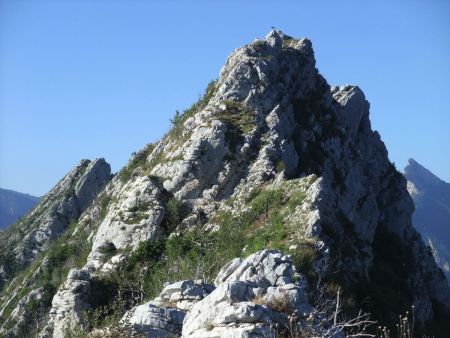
0, 0, 449, 196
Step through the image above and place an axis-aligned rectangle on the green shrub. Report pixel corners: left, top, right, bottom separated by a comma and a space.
98, 194, 112, 220
168, 80, 217, 141
291, 242, 316, 276
163, 197, 188, 230
214, 100, 254, 150
117, 143, 156, 183
98, 242, 117, 261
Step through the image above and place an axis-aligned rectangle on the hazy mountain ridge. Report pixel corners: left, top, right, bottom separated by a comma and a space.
0, 30, 449, 337
405, 158, 450, 283
0, 188, 40, 230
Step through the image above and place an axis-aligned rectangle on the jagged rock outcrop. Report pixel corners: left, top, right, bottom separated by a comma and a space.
121, 280, 214, 337
405, 158, 450, 284
0, 287, 45, 336
47, 30, 450, 335
182, 249, 314, 338
2, 29, 450, 337
142, 30, 450, 330
41, 269, 92, 338
86, 175, 167, 271
0, 159, 111, 336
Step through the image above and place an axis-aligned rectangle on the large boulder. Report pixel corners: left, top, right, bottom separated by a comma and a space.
122, 303, 185, 338
182, 250, 312, 338
122, 280, 215, 337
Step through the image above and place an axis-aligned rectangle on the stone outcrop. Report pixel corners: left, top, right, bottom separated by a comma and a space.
0, 287, 45, 337
121, 280, 214, 337
41, 269, 92, 338
46, 29, 450, 335
182, 250, 313, 338
86, 175, 167, 271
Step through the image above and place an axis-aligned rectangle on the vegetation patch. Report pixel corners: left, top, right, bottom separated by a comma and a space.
168, 80, 217, 142
214, 100, 254, 151
117, 143, 156, 183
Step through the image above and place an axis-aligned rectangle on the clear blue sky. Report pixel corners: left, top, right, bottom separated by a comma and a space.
1, 0, 449, 196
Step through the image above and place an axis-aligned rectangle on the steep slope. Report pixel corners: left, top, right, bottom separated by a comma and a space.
0, 188, 39, 230
2, 30, 449, 337
405, 158, 450, 284
0, 159, 111, 335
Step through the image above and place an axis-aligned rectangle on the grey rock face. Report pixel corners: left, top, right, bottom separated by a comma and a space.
122, 303, 185, 338
42, 268, 92, 338
86, 175, 166, 270
405, 158, 450, 284
74, 159, 112, 212
124, 250, 338, 338
154, 280, 216, 311
0, 159, 111, 337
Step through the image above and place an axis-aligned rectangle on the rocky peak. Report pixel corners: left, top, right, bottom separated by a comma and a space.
1, 31, 450, 337
80, 31, 449, 331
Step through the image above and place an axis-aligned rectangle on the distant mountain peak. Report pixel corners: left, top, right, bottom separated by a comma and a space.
405, 159, 450, 287
405, 158, 449, 192
0, 188, 40, 230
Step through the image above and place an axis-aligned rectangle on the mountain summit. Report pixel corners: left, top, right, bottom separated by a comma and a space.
1, 30, 449, 337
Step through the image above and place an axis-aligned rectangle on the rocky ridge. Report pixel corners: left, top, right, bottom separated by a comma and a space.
0, 159, 111, 336
0, 30, 449, 337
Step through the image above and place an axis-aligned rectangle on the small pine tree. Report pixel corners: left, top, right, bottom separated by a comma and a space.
170, 110, 182, 125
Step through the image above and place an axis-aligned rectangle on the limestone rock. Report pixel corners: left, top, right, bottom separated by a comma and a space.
182, 250, 312, 337
122, 303, 185, 338
0, 159, 111, 337
122, 280, 214, 337
42, 268, 92, 338
86, 175, 166, 270
154, 280, 215, 311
